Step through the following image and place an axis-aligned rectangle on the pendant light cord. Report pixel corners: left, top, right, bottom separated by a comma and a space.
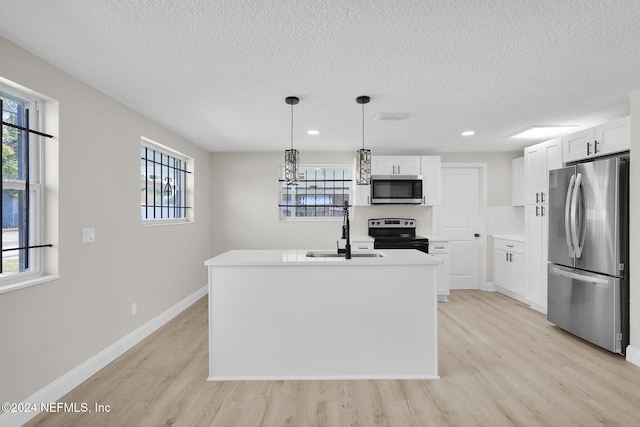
291, 103, 294, 150
361, 102, 365, 150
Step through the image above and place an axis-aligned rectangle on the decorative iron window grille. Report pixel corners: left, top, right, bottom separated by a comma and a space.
1, 94, 53, 275
278, 166, 351, 218
140, 142, 191, 221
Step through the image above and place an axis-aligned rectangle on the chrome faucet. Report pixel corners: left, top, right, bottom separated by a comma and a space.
337, 201, 352, 259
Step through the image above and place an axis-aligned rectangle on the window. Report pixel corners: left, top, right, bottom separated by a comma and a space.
1, 85, 51, 284
140, 138, 191, 223
278, 165, 351, 219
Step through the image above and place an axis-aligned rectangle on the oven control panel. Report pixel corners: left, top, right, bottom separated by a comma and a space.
368, 218, 415, 228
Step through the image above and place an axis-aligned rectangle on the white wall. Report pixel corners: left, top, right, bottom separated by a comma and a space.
439, 151, 521, 207
629, 90, 639, 354
0, 37, 212, 404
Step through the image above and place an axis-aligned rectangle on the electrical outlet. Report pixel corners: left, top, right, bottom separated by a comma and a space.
131, 303, 137, 316
82, 228, 95, 243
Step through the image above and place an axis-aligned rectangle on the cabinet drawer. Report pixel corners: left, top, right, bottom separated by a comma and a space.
429, 242, 449, 254
494, 239, 524, 254
351, 241, 374, 251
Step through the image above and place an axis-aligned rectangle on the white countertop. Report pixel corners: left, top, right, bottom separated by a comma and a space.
205, 249, 442, 267
424, 235, 449, 242
492, 234, 525, 243
350, 235, 374, 242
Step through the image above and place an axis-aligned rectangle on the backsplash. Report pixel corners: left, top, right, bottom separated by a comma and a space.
487, 206, 525, 235
351, 205, 433, 237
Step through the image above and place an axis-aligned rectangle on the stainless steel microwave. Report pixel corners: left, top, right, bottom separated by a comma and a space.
370, 175, 423, 204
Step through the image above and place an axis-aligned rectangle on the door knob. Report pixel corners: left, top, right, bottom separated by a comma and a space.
474, 233, 480, 237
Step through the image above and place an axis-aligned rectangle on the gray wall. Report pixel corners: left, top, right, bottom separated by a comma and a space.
209, 151, 521, 256
0, 37, 212, 403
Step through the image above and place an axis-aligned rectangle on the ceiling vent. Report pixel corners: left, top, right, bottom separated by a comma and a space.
375, 112, 410, 121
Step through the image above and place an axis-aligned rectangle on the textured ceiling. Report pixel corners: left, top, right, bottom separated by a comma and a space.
1, 0, 639, 153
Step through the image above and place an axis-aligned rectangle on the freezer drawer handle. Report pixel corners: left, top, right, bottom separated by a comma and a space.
550, 266, 609, 285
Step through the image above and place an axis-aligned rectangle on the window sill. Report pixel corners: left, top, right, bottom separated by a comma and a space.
0, 274, 60, 295
279, 217, 344, 222
142, 220, 192, 227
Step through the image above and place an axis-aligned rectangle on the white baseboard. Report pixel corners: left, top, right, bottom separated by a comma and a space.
627, 345, 640, 367
0, 285, 207, 427
528, 303, 548, 315
486, 281, 497, 292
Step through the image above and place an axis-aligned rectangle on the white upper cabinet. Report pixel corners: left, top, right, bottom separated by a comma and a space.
524, 138, 562, 205
371, 156, 421, 176
421, 156, 441, 205
563, 116, 629, 163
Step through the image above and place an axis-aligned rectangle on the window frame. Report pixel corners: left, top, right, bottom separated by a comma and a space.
140, 137, 192, 226
0, 83, 46, 288
278, 164, 352, 221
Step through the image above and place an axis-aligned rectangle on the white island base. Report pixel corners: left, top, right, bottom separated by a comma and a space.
205, 249, 440, 381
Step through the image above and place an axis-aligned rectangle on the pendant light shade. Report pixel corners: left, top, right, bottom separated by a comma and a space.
356, 95, 371, 185
284, 96, 300, 186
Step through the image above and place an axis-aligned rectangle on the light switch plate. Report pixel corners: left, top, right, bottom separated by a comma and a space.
82, 228, 95, 243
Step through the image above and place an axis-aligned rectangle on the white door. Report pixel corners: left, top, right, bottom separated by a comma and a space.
434, 165, 485, 290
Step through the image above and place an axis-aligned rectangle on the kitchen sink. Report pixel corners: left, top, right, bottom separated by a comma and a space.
305, 251, 384, 258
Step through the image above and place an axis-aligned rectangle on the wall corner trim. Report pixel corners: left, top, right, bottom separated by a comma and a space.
626, 345, 640, 368
0, 285, 208, 427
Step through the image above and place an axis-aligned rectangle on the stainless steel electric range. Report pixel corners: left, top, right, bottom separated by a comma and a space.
368, 218, 428, 253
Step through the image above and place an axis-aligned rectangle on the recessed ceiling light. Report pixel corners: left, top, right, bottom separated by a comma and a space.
461, 130, 475, 136
509, 125, 578, 139
307, 130, 320, 135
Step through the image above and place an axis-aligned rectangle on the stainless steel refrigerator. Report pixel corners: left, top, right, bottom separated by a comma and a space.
547, 153, 629, 354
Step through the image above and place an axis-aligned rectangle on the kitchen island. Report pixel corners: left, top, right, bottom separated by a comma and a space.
205, 249, 441, 381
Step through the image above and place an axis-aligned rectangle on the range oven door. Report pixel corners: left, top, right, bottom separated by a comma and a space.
374, 239, 428, 253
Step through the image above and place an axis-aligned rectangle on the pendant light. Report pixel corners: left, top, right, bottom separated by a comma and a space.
355, 95, 371, 185
284, 96, 300, 186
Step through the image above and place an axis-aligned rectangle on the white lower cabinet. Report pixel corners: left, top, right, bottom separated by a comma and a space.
350, 237, 374, 251
429, 240, 450, 302
493, 238, 526, 303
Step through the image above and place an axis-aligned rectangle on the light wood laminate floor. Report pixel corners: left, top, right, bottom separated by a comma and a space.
26, 290, 640, 426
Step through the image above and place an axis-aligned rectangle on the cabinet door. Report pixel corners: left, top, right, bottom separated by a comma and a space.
436, 253, 450, 300
542, 138, 562, 203
494, 247, 510, 291
524, 145, 543, 205
421, 156, 441, 205
563, 128, 594, 163
595, 116, 629, 157
352, 183, 371, 206
525, 205, 546, 309
396, 156, 421, 175
371, 156, 395, 175
511, 250, 527, 297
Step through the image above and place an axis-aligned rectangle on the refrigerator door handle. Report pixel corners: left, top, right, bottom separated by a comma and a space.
571, 173, 585, 258
565, 174, 576, 257
550, 266, 610, 285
